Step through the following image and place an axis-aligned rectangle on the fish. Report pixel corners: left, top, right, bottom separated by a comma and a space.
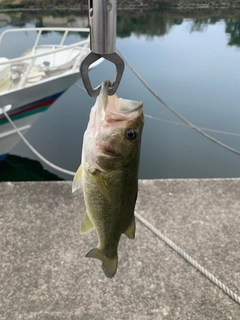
72, 81, 144, 278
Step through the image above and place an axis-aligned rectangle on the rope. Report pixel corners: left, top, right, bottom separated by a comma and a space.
144, 114, 240, 137
74, 83, 86, 93
117, 48, 240, 157
3, 110, 75, 176
134, 211, 240, 305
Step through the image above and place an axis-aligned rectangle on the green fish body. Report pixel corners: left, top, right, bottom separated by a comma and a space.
73, 81, 144, 278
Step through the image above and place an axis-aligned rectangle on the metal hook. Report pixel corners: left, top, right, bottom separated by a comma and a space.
80, 52, 124, 98
80, 0, 125, 98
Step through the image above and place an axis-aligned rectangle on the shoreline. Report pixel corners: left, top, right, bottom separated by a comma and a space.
1, 2, 240, 12
1, 7, 240, 13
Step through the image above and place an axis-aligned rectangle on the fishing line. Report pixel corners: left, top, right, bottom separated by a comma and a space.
117, 48, 240, 157
144, 114, 240, 137
75, 83, 240, 138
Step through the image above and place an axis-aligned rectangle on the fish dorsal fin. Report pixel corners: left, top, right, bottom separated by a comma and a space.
72, 165, 82, 193
86, 248, 118, 279
124, 216, 136, 239
81, 212, 95, 234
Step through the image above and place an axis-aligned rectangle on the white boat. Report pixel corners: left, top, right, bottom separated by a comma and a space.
0, 27, 99, 161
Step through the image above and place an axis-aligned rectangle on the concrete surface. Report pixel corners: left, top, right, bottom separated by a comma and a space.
0, 179, 240, 319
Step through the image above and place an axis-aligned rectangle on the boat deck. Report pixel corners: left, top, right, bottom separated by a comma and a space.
0, 27, 92, 96
1, 180, 240, 319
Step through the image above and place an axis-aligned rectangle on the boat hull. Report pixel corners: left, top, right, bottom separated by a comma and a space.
0, 71, 81, 157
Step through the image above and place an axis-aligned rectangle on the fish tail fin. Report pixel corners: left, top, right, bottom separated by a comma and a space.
86, 248, 118, 279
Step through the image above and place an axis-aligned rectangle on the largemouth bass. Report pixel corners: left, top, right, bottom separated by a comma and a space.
72, 81, 144, 278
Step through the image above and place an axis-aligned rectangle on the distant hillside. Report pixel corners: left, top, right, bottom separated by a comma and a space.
0, 0, 240, 9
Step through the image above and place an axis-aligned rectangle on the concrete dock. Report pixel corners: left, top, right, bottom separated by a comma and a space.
1, 179, 240, 319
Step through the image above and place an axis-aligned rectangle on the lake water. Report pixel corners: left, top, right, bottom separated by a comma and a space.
1, 9, 240, 180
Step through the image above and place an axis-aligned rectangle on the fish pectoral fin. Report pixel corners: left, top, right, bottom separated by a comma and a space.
124, 216, 136, 239
86, 248, 118, 279
72, 165, 83, 193
81, 212, 95, 234
89, 171, 111, 202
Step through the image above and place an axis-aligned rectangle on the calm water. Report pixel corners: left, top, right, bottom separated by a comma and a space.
1, 9, 240, 180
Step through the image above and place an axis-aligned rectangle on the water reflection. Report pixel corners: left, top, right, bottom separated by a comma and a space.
36, 15, 89, 28
1, 10, 240, 47
117, 12, 177, 38
225, 16, 240, 47
0, 155, 62, 181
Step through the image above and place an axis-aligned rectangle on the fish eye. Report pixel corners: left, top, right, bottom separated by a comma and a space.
126, 129, 137, 140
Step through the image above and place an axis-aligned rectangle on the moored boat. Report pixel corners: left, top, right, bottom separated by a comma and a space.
0, 27, 101, 160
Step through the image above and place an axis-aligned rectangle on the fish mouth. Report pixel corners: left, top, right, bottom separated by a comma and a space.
102, 147, 121, 158
98, 81, 143, 118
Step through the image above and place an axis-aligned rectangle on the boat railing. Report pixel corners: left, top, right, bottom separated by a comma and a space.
0, 27, 90, 90
0, 27, 90, 45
